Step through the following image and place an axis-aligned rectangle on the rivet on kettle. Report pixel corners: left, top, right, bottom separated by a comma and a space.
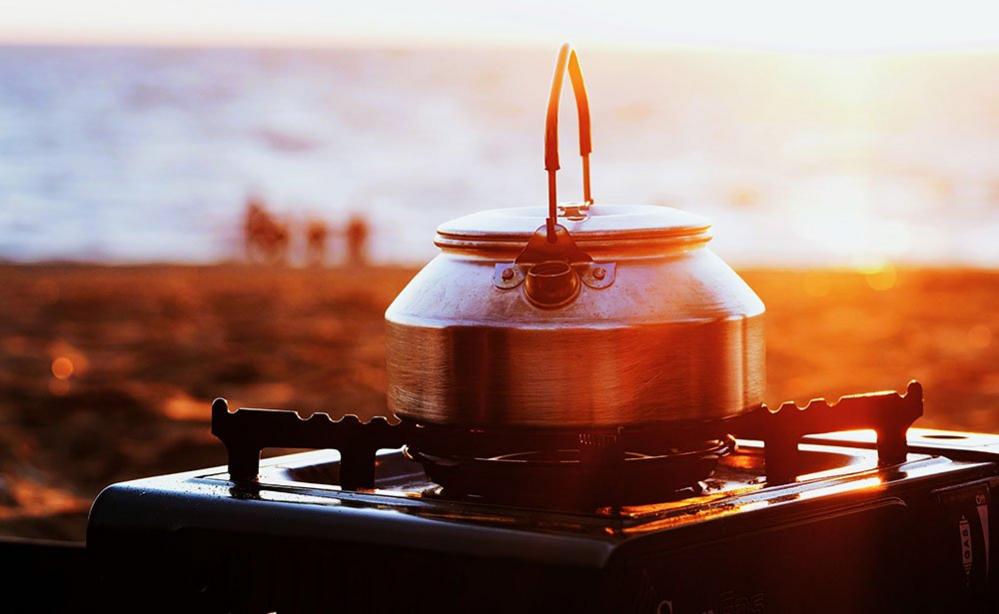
592, 267, 606, 280
524, 261, 580, 307
501, 267, 515, 281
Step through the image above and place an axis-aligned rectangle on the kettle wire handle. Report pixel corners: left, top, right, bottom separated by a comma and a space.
544, 43, 592, 241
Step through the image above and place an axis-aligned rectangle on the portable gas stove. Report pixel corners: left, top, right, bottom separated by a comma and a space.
79, 44, 997, 613
86, 381, 999, 612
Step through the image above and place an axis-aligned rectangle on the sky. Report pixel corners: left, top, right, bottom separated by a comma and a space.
0, 0, 997, 52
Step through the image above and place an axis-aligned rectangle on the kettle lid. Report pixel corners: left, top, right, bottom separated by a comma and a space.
436, 203, 710, 250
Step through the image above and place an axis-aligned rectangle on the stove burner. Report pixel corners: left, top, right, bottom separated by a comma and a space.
407, 436, 735, 507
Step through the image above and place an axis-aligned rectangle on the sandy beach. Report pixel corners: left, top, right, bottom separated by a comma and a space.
0, 264, 996, 540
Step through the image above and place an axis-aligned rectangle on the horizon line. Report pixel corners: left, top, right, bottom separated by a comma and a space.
0, 34, 996, 58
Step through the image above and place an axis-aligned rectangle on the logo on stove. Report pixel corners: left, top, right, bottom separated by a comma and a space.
976, 492, 991, 577
959, 515, 973, 578
702, 590, 766, 613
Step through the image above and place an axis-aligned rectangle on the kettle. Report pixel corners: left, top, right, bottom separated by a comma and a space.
385, 44, 765, 430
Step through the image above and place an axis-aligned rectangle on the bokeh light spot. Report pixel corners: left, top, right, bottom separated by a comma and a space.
863, 264, 897, 291
48, 378, 70, 396
51, 356, 74, 380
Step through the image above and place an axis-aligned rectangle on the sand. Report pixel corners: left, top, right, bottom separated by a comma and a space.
0, 264, 996, 539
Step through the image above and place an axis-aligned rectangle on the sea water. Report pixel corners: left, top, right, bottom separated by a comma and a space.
0, 45, 996, 266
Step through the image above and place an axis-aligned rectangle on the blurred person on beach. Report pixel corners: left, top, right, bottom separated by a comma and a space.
305, 218, 330, 267
345, 214, 370, 266
243, 196, 290, 265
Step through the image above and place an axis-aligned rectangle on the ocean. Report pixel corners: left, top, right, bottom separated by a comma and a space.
1, 45, 997, 266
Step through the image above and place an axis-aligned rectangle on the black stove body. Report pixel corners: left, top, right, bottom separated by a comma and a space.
87, 385, 999, 613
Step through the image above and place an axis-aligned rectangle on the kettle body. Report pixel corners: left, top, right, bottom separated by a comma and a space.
385, 203, 765, 428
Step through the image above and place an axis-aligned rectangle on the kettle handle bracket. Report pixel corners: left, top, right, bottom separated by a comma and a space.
493, 224, 615, 291
515, 223, 591, 265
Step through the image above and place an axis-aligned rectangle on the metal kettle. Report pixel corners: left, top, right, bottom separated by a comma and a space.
385, 44, 765, 429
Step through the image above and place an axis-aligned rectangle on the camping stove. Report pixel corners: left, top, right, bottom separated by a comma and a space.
86, 381, 999, 612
